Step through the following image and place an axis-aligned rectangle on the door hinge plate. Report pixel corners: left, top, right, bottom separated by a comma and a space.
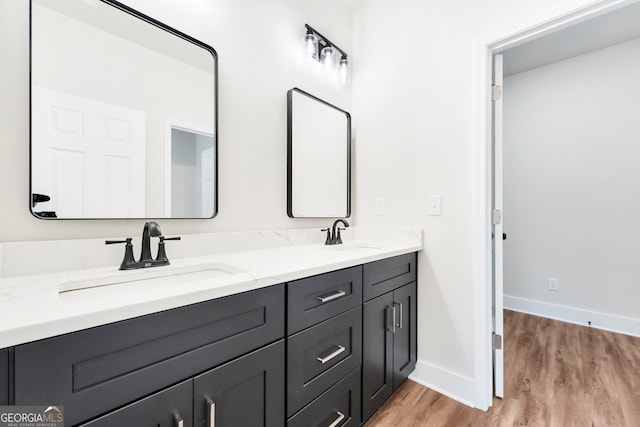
492, 333, 503, 350
492, 84, 502, 101
492, 209, 502, 225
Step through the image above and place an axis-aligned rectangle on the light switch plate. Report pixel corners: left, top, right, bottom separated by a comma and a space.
428, 195, 441, 216
376, 198, 387, 216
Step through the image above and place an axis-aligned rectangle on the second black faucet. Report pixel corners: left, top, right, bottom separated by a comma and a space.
322, 219, 350, 245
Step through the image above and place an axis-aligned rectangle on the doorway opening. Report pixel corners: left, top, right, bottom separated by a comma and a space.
477, 0, 640, 410
164, 123, 216, 218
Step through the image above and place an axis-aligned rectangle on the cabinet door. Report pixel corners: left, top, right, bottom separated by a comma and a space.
194, 340, 285, 427
361, 292, 394, 422
78, 380, 192, 427
393, 282, 417, 390
0, 348, 8, 405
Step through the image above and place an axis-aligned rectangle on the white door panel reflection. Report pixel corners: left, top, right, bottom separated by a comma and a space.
32, 87, 145, 218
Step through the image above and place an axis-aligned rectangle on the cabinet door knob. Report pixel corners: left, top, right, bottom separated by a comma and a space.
317, 290, 346, 303
327, 411, 345, 427
316, 345, 346, 364
206, 397, 216, 427
174, 414, 184, 427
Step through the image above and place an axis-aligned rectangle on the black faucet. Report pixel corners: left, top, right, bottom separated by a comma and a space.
322, 219, 350, 245
106, 221, 180, 270
140, 221, 162, 263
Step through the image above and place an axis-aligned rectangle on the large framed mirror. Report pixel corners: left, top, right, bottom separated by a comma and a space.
30, 0, 217, 219
287, 88, 351, 218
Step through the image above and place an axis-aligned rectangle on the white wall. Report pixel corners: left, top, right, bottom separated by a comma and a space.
350, 0, 621, 407
503, 38, 640, 332
0, 0, 352, 241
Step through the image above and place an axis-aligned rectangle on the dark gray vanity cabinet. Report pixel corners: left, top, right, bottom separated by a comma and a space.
0, 348, 8, 405
5, 252, 418, 426
194, 340, 285, 427
362, 254, 417, 422
286, 266, 363, 424
14, 284, 285, 426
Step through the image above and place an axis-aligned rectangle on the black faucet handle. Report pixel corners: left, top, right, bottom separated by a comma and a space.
155, 236, 181, 264
105, 238, 130, 245
336, 227, 346, 244
105, 238, 136, 270
321, 228, 332, 245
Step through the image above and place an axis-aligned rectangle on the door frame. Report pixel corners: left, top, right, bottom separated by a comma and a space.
164, 118, 215, 217
472, 0, 639, 410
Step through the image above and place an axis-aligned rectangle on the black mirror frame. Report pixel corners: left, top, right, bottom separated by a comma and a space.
286, 87, 351, 219
29, 0, 218, 220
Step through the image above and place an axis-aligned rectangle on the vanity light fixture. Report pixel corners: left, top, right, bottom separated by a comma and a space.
303, 24, 350, 84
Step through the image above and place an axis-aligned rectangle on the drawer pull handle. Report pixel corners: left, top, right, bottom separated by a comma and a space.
388, 305, 397, 333
327, 411, 345, 427
317, 345, 346, 364
317, 290, 346, 303
394, 302, 403, 329
206, 397, 216, 427
175, 414, 184, 427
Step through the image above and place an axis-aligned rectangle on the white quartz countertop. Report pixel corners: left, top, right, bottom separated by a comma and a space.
0, 228, 421, 348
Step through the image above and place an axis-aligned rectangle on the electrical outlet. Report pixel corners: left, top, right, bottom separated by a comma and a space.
376, 198, 387, 216
548, 278, 559, 291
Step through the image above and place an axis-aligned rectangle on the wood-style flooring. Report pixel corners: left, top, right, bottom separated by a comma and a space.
364, 310, 640, 426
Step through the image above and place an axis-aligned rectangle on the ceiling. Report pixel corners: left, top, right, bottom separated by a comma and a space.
503, 2, 640, 76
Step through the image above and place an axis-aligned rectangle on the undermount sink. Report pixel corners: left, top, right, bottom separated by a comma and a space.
324, 242, 382, 251
57, 262, 247, 294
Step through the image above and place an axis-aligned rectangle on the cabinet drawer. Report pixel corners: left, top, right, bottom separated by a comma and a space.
288, 367, 361, 427
15, 284, 285, 426
194, 340, 285, 427
0, 348, 8, 405
363, 253, 416, 301
288, 266, 362, 334
287, 306, 362, 417
78, 379, 192, 427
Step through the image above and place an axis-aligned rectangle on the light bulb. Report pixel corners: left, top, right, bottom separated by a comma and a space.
339, 56, 349, 84
303, 32, 318, 59
320, 46, 335, 71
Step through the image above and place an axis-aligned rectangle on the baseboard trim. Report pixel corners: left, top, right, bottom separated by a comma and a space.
504, 295, 640, 338
409, 360, 476, 408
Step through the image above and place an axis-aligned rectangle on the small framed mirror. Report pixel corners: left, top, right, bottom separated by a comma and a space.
30, 0, 217, 219
287, 88, 351, 218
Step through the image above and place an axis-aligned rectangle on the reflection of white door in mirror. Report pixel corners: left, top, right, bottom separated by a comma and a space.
32, 87, 145, 218
164, 123, 216, 218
